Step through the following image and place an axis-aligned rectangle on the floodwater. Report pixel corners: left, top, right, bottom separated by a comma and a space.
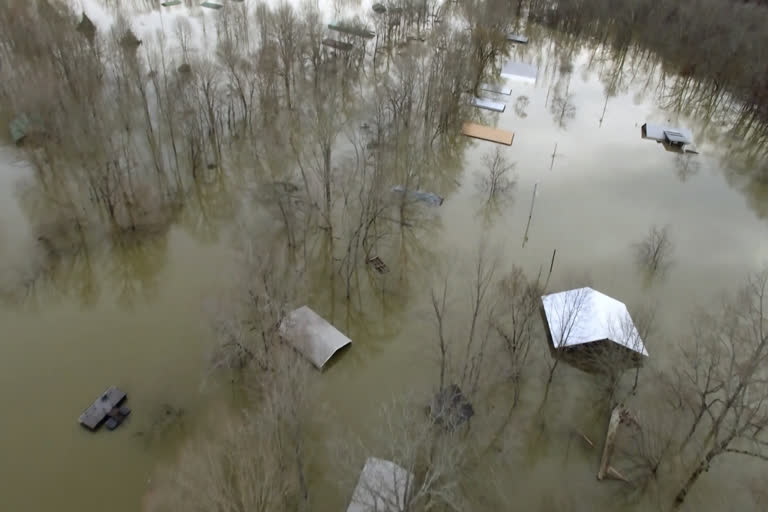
1, 4, 767, 512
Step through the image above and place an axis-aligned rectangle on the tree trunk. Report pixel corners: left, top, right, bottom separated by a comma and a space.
598, 405, 623, 480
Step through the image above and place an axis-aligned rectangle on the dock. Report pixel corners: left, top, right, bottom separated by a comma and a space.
78, 386, 127, 431
471, 97, 506, 112
461, 122, 514, 145
501, 61, 538, 83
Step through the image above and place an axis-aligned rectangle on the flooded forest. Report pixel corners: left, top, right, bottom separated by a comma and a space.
0, 0, 766, 511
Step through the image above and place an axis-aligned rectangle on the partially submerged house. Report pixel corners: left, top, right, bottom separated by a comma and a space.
500, 61, 538, 83
347, 457, 413, 512
541, 287, 648, 372
279, 306, 351, 369
641, 123, 694, 148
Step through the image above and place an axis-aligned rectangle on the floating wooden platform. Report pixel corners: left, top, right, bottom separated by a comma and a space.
461, 122, 514, 145
471, 97, 506, 112
322, 38, 354, 52
79, 387, 127, 431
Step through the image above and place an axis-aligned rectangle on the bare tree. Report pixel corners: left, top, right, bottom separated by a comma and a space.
542, 286, 591, 401
493, 266, 543, 407
671, 269, 768, 508
478, 147, 516, 204
634, 224, 673, 277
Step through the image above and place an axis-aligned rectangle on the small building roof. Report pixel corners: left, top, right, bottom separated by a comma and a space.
480, 82, 512, 95
500, 61, 537, 83
506, 33, 529, 44
541, 287, 648, 356
328, 22, 375, 39
347, 457, 413, 512
641, 123, 693, 145
280, 306, 351, 369
471, 96, 506, 112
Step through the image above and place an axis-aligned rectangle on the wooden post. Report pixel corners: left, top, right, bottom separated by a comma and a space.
598, 405, 623, 480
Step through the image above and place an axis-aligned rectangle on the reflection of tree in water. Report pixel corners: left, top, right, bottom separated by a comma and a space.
514, 95, 530, 118
674, 153, 701, 182
108, 230, 169, 309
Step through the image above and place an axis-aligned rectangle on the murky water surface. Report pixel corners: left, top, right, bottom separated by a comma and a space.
0, 2, 766, 511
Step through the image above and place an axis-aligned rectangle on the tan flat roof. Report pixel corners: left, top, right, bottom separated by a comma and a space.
461, 122, 514, 145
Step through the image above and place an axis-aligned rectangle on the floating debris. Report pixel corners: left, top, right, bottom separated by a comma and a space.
367, 256, 389, 274
372, 3, 387, 14
471, 97, 506, 112
9, 114, 31, 144
279, 306, 352, 370
161, 0, 182, 6
461, 122, 514, 145
392, 185, 444, 206
79, 386, 129, 431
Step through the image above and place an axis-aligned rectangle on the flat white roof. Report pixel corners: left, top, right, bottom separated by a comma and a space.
471, 96, 506, 112
500, 61, 537, 83
541, 287, 648, 356
347, 457, 413, 512
279, 306, 351, 369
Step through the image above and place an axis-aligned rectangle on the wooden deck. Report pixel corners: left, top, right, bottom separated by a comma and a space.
461, 122, 514, 145
79, 386, 127, 431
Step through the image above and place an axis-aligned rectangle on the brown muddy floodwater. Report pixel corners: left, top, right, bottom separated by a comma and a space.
1, 20, 767, 512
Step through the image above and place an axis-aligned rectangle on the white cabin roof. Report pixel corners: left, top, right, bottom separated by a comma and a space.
347, 458, 413, 512
279, 306, 351, 369
541, 287, 648, 356
500, 61, 537, 83
642, 123, 693, 145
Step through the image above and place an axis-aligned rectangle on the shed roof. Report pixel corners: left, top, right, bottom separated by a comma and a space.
500, 61, 537, 83
280, 306, 351, 369
347, 457, 413, 512
642, 123, 693, 145
471, 96, 506, 112
541, 287, 648, 356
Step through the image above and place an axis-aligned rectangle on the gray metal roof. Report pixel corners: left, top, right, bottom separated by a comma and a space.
347, 458, 413, 512
642, 123, 693, 145
279, 306, 351, 369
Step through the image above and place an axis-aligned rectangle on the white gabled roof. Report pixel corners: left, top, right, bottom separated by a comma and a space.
347, 457, 413, 512
643, 123, 693, 145
279, 306, 351, 369
541, 287, 649, 356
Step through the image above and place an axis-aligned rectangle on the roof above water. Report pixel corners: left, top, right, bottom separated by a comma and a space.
500, 61, 537, 83
541, 287, 649, 356
280, 306, 351, 369
642, 123, 693, 145
347, 458, 413, 512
